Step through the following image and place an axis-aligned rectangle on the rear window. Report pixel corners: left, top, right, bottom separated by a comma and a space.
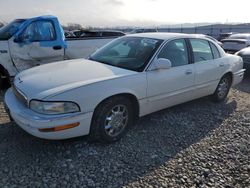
0, 19, 26, 40
210, 42, 221, 59
190, 39, 213, 63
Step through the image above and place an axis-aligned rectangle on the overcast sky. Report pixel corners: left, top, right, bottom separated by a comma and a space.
1, 0, 250, 26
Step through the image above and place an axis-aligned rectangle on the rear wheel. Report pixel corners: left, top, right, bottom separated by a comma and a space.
212, 74, 232, 102
90, 96, 134, 143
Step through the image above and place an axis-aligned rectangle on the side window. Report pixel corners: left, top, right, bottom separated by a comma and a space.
21, 21, 56, 42
210, 42, 221, 59
157, 39, 189, 67
190, 39, 213, 63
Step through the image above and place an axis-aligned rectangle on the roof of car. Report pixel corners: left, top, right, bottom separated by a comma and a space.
127, 32, 195, 40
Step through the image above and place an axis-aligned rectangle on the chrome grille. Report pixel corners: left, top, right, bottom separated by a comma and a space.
12, 85, 28, 107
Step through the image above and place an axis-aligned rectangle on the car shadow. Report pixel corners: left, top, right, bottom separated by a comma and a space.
0, 95, 237, 187
234, 72, 250, 93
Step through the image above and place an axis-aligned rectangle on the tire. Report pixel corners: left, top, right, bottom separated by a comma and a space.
0, 72, 10, 90
0, 72, 4, 90
89, 96, 134, 143
212, 74, 232, 102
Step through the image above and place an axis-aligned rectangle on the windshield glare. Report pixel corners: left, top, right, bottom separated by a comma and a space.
0, 19, 26, 40
89, 37, 163, 72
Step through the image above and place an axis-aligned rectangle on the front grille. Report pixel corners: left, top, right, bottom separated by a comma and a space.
12, 85, 28, 107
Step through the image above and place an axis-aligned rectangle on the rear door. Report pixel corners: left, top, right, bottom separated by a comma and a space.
189, 38, 225, 96
9, 20, 65, 71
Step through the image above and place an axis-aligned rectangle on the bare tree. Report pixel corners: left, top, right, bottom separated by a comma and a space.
63, 23, 84, 31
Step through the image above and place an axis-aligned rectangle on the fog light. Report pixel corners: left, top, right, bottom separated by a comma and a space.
39, 122, 80, 132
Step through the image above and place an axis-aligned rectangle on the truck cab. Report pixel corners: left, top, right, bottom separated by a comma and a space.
0, 15, 119, 89
0, 16, 67, 87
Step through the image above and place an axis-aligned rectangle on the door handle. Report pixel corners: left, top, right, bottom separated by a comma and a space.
53, 45, 62, 50
185, 70, 193, 75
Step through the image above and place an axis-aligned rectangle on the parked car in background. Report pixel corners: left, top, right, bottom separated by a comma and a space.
64, 30, 76, 38
71, 30, 125, 38
0, 15, 122, 89
205, 36, 223, 47
130, 28, 158, 34
235, 47, 250, 71
221, 33, 250, 54
5, 33, 245, 142
72, 29, 83, 38
218, 32, 237, 41
80, 30, 125, 38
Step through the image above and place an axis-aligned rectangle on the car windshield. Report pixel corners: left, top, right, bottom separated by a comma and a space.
0, 19, 26, 40
89, 37, 163, 72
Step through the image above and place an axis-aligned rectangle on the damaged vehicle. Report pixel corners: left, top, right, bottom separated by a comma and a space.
5, 33, 245, 143
0, 15, 121, 88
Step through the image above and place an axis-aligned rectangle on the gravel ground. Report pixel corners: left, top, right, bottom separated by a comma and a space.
0, 75, 249, 188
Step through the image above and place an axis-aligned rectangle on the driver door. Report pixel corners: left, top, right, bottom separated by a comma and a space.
9, 20, 64, 72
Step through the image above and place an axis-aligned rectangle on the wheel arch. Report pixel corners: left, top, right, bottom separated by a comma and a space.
93, 92, 140, 121
222, 71, 233, 86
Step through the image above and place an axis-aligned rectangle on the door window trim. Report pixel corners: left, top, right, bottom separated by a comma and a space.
188, 38, 216, 63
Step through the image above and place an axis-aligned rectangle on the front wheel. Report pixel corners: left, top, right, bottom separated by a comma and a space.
0, 72, 4, 90
90, 96, 134, 143
0, 72, 10, 90
212, 74, 232, 102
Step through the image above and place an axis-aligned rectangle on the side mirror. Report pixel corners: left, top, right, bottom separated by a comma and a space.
150, 58, 172, 70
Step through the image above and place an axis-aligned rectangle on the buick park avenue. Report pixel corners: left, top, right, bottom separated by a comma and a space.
5, 33, 245, 143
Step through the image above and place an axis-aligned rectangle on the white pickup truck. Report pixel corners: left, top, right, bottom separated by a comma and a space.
0, 15, 121, 88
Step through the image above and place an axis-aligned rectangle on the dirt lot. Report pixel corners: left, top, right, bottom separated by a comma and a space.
0, 75, 249, 188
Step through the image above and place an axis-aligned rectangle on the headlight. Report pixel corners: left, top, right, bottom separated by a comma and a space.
29, 100, 80, 115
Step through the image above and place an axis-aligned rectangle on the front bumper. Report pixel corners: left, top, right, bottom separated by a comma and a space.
4, 89, 93, 140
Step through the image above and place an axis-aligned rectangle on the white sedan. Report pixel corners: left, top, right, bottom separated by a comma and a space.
4, 33, 245, 143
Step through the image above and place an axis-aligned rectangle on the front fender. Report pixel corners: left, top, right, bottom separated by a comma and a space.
45, 74, 147, 114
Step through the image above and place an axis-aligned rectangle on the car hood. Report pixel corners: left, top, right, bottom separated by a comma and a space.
14, 59, 136, 100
